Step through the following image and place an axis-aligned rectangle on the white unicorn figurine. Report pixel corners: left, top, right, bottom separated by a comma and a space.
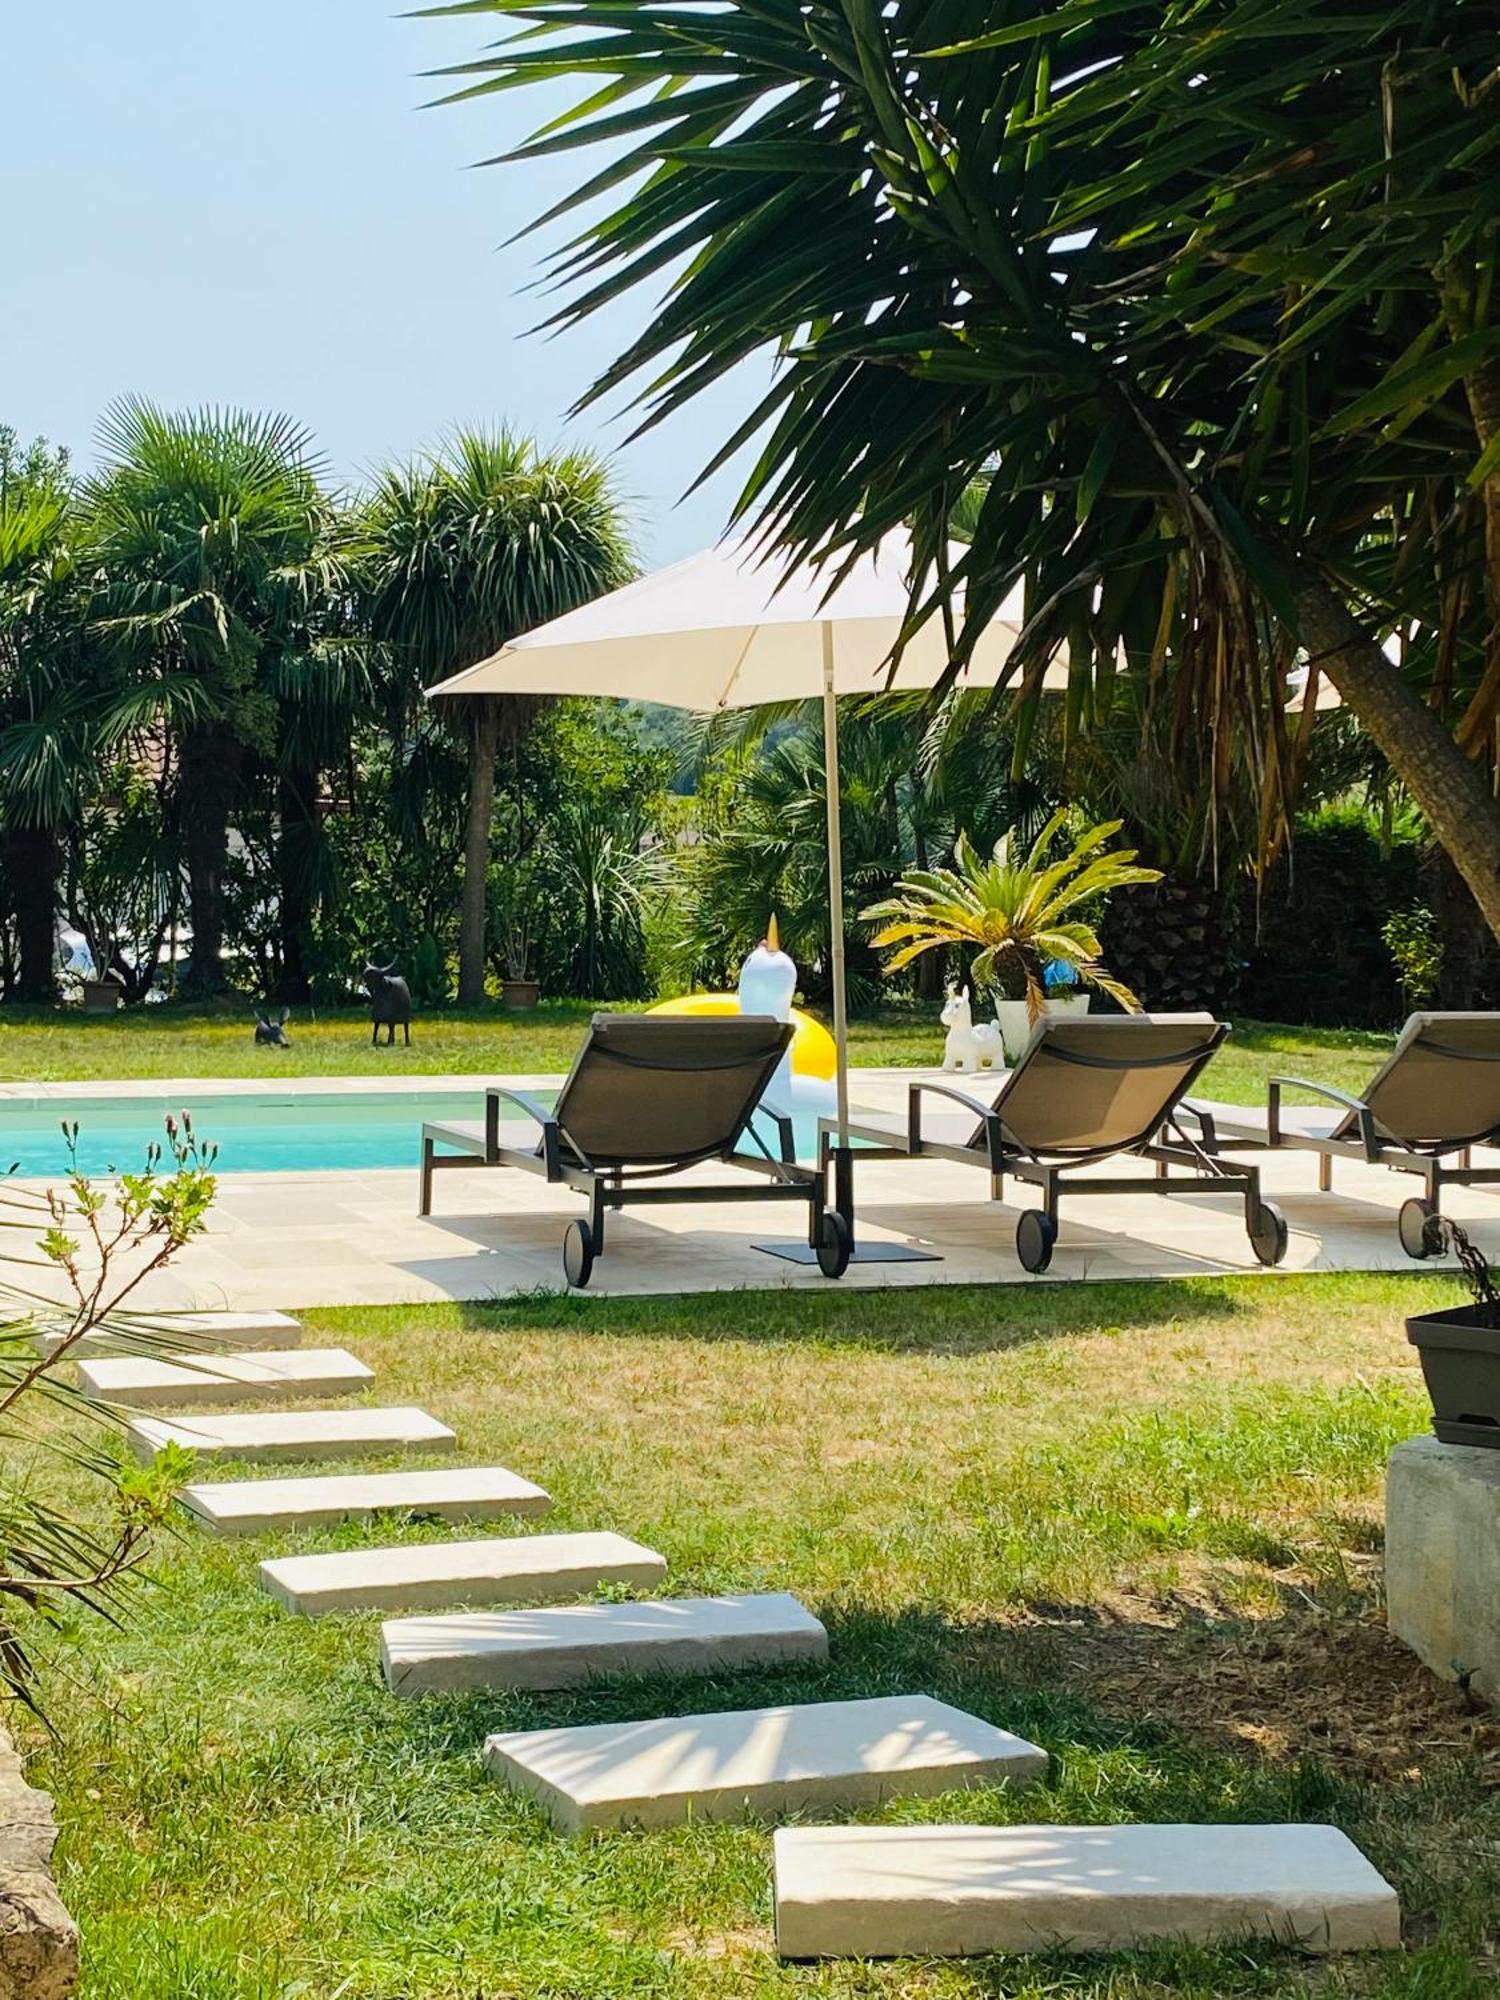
941, 984, 1003, 1073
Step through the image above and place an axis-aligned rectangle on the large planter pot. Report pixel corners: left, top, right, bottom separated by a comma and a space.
80, 978, 123, 1014
1407, 1302, 1500, 1449
500, 978, 540, 1012
993, 992, 1090, 1064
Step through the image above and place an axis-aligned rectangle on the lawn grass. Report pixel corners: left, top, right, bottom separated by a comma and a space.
0, 998, 1394, 1107
21, 1270, 1500, 1998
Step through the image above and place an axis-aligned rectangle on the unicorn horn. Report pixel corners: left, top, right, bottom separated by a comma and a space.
766, 913, 780, 953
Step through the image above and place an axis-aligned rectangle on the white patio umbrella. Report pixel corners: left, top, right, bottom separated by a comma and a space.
427, 527, 1033, 1153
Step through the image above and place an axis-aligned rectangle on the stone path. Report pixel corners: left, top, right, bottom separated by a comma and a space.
772, 1823, 1401, 1959
484, 1695, 1048, 1832
35, 1307, 303, 1358
79, 1347, 371, 1409
147, 1306, 1399, 1966
127, 1405, 456, 1463
381, 1593, 830, 1698
182, 1464, 553, 1536
260, 1530, 666, 1617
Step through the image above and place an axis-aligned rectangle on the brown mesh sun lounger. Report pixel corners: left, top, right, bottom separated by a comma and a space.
420, 1013, 850, 1288
819, 1014, 1287, 1273
1186, 1011, 1500, 1257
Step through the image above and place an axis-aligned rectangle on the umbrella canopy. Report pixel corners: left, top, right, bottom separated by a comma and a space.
426, 528, 1030, 707
429, 528, 1026, 1157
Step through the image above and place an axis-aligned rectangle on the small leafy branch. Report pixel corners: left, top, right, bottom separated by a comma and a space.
1422, 1213, 1500, 1324
0, 1115, 217, 1717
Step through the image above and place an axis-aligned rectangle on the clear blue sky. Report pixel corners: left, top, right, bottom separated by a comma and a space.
0, 1, 763, 565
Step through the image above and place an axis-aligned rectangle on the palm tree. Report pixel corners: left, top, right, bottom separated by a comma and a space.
438, 1, 1500, 940
360, 431, 633, 1003
84, 400, 345, 995
0, 434, 94, 1003
864, 814, 1160, 1020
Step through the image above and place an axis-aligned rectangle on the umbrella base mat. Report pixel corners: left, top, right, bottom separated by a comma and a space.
753, 1241, 941, 1267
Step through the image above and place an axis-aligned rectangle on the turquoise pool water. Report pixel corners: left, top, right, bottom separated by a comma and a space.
1, 1092, 829, 1178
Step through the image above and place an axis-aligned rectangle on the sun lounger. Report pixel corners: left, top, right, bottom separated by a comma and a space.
819, 1014, 1287, 1273
420, 1013, 849, 1286
1186, 1011, 1500, 1256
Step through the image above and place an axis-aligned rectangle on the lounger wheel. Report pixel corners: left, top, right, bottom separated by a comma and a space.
562, 1219, 596, 1289
1249, 1199, 1289, 1267
815, 1210, 852, 1280
1016, 1209, 1057, 1275
1398, 1197, 1439, 1260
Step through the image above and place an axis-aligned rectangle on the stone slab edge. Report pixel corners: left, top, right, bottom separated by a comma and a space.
0, 1718, 78, 1999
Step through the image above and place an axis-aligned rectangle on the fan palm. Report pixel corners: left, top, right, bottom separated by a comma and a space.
0, 438, 96, 1002
84, 399, 347, 994
864, 813, 1160, 1020
360, 430, 634, 1002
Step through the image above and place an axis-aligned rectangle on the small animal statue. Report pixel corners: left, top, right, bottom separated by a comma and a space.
941, 984, 1002, 1073
363, 960, 412, 1047
254, 1005, 291, 1049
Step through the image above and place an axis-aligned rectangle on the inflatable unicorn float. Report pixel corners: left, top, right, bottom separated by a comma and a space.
647, 917, 839, 1121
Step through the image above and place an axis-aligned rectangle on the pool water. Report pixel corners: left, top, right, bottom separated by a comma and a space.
1, 1092, 832, 1178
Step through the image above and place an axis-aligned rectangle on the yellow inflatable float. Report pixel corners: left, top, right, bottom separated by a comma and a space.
648, 918, 838, 1086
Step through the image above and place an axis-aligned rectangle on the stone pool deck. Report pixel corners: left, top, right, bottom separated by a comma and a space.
7, 1066, 1498, 1310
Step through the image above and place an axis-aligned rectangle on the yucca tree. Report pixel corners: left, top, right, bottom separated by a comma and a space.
433, 1, 1500, 938
360, 431, 634, 1002
85, 400, 349, 995
864, 813, 1160, 1019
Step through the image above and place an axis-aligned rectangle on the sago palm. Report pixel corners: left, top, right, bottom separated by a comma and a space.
864, 813, 1160, 1020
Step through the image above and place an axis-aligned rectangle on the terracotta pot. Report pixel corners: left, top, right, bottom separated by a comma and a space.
81, 978, 124, 1014
1407, 1303, 1500, 1449
501, 978, 540, 1012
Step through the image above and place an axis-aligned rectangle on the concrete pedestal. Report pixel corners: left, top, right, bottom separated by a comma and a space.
1386, 1435, 1500, 1697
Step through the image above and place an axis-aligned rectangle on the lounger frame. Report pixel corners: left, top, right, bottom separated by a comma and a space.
1219, 1073, 1500, 1255
821, 1024, 1285, 1272
420, 1017, 842, 1284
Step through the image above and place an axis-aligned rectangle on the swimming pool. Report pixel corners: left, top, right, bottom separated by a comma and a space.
0, 1091, 830, 1178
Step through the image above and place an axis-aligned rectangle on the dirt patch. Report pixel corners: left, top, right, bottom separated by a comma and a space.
1015, 1581, 1498, 1786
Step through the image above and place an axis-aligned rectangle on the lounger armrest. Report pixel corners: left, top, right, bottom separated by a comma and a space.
1174, 1100, 1219, 1150
1267, 1075, 1379, 1159
907, 1079, 1001, 1154
486, 1087, 562, 1177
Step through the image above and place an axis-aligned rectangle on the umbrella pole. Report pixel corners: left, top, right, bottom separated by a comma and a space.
822, 623, 851, 1149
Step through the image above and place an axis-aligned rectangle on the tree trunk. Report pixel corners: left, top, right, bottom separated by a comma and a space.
2, 823, 62, 1004
179, 722, 241, 995
1295, 574, 1500, 938
274, 767, 317, 1005
457, 700, 499, 1005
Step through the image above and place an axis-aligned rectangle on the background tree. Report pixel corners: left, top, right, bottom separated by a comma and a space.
439, 0, 1500, 937
0, 429, 92, 1004
360, 430, 634, 1003
85, 401, 347, 996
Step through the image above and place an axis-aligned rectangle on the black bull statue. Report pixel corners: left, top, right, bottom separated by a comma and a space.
363, 962, 413, 1046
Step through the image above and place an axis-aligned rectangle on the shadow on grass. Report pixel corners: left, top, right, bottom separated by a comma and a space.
421, 1276, 1253, 1355
369, 1600, 1364, 1820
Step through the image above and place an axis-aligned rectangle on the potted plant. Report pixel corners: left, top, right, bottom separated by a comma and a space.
1406, 1218, 1500, 1448
863, 812, 1162, 1061
494, 858, 541, 1010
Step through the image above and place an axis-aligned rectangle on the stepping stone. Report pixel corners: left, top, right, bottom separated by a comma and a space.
128, 1406, 455, 1464
772, 1823, 1401, 1960
35, 1309, 302, 1359
382, 1591, 828, 1698
181, 1465, 552, 1537
484, 1694, 1047, 1833
77, 1347, 372, 1409
260, 1530, 666, 1617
